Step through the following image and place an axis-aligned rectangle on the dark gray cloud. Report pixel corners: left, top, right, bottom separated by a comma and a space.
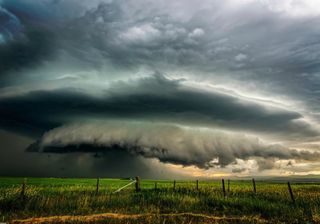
0, 27, 56, 80
26, 121, 320, 169
0, 6, 22, 42
1, 0, 320, 99
62, 0, 320, 124
232, 167, 247, 173
0, 129, 184, 178
1, 0, 320, 79
0, 75, 317, 140
0, 4, 58, 86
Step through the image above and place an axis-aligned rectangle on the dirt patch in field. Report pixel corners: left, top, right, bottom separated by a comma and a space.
10, 213, 268, 224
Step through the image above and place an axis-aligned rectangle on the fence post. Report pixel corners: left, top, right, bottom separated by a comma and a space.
222, 179, 226, 198
154, 182, 157, 190
196, 180, 199, 190
227, 179, 230, 192
96, 178, 100, 195
173, 180, 176, 190
135, 176, 141, 192
287, 182, 295, 203
252, 178, 256, 194
20, 178, 27, 199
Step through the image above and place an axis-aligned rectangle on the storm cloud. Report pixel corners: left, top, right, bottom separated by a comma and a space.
0, 129, 184, 179
27, 121, 320, 169
1, 0, 320, 177
0, 75, 318, 141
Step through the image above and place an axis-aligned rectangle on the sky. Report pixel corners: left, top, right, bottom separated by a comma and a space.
1, 0, 320, 179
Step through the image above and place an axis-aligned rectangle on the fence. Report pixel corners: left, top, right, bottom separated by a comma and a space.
18, 176, 297, 203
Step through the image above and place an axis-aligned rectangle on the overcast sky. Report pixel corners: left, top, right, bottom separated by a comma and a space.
1, 0, 320, 178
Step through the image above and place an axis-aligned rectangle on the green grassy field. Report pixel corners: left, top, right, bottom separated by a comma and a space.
0, 177, 319, 223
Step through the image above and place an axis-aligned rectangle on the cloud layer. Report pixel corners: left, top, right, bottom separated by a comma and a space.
1, 75, 318, 142
27, 121, 320, 170
1, 0, 320, 177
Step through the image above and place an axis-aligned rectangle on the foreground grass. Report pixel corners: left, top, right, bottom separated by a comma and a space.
0, 177, 319, 223
11, 213, 268, 224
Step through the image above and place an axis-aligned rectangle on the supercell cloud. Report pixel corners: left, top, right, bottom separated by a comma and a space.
28, 121, 320, 169
1, 0, 320, 178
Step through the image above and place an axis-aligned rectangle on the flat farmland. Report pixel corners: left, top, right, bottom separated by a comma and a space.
0, 177, 319, 223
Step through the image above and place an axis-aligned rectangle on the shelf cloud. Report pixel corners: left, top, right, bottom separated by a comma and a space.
1, 75, 318, 140
1, 0, 320, 177
27, 121, 320, 170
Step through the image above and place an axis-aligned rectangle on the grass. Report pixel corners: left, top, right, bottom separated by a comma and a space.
0, 177, 319, 223
10, 213, 267, 224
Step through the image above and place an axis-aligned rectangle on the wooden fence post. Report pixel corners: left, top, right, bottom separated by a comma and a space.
20, 178, 27, 199
196, 180, 199, 190
96, 178, 100, 195
227, 179, 230, 192
222, 179, 226, 198
154, 182, 157, 190
173, 180, 176, 190
135, 176, 141, 192
252, 178, 256, 194
287, 182, 295, 203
